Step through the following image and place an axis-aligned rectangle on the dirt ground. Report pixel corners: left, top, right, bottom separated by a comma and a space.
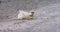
0, 0, 60, 32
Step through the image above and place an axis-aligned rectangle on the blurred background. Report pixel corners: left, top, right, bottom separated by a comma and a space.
0, 0, 60, 18
0, 0, 60, 32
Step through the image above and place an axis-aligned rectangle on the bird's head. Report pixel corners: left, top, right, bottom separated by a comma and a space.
29, 10, 35, 17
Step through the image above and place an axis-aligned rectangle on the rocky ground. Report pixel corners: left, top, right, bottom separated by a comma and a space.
0, 0, 60, 32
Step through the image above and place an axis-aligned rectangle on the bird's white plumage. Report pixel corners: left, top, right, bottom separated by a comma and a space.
18, 10, 34, 19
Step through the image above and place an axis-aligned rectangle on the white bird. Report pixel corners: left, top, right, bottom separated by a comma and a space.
18, 10, 34, 20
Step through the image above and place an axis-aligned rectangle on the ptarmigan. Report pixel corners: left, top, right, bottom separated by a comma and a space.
18, 10, 34, 20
